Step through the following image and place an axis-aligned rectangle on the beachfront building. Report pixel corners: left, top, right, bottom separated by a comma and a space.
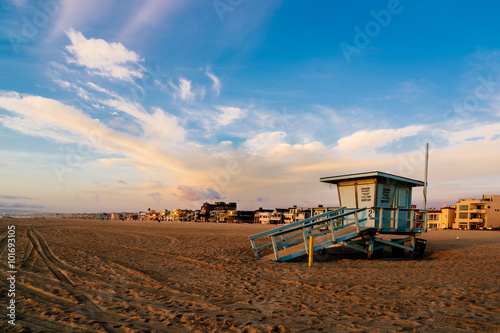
255, 208, 273, 224
311, 205, 328, 216
225, 210, 255, 223
216, 211, 228, 223
311, 205, 342, 218
124, 213, 139, 221
200, 202, 237, 222
441, 206, 455, 229
287, 206, 312, 223
194, 210, 201, 222
168, 209, 194, 222
428, 206, 455, 229
159, 209, 170, 221
270, 209, 288, 224
454, 195, 500, 230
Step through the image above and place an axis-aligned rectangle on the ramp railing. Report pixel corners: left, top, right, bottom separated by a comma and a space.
267, 208, 370, 261
250, 207, 428, 261
249, 208, 344, 258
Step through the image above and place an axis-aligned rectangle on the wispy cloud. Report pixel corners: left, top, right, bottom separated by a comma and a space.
0, 201, 44, 208
170, 77, 195, 101
256, 196, 267, 202
335, 125, 426, 153
147, 192, 162, 202
0, 91, 100, 144
242, 131, 327, 165
364, 80, 426, 103
447, 122, 500, 144
206, 67, 221, 96
100, 98, 187, 144
216, 106, 245, 126
117, 0, 187, 41
177, 185, 221, 201
0, 195, 31, 200
0, 92, 188, 176
65, 28, 144, 82
46, 0, 112, 41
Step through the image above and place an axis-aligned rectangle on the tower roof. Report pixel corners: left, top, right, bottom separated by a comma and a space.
320, 171, 424, 187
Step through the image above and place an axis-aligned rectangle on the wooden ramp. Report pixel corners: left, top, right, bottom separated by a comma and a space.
263, 225, 363, 261
250, 207, 427, 262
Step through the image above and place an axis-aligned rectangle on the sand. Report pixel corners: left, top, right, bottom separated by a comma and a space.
0, 219, 499, 332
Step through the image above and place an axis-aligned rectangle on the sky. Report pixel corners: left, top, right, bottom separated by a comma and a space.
0, 0, 499, 213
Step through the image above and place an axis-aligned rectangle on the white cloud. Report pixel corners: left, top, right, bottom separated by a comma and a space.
206, 67, 221, 96
0, 92, 99, 144
314, 105, 344, 124
0, 92, 188, 177
65, 29, 144, 82
447, 122, 500, 144
170, 77, 195, 101
148, 107, 187, 144
243, 131, 326, 158
53, 79, 71, 89
216, 106, 245, 126
86, 81, 114, 95
335, 125, 425, 153
100, 98, 186, 144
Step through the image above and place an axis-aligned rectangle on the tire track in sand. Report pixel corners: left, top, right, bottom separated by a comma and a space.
27, 226, 121, 333
0, 231, 8, 257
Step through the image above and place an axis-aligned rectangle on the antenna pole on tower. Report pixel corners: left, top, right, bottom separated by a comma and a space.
423, 143, 429, 210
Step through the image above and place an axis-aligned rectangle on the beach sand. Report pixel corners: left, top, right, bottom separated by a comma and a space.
1, 219, 499, 332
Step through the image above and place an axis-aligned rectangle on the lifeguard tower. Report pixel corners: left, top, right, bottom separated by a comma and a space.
249, 171, 428, 261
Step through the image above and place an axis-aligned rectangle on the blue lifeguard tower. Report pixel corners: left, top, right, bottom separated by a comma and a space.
249, 171, 428, 261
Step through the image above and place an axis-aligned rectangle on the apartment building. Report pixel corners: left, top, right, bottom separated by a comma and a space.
428, 206, 455, 229
255, 208, 273, 224
287, 206, 311, 223
226, 210, 254, 223
270, 209, 288, 224
454, 195, 500, 229
200, 201, 237, 222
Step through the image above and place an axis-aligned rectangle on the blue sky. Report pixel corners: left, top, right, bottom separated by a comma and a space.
0, 0, 499, 213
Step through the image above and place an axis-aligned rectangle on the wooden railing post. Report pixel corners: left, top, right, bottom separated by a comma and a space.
355, 212, 360, 235
410, 209, 414, 231
378, 207, 383, 231
394, 209, 399, 232
308, 235, 314, 268
330, 219, 336, 243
